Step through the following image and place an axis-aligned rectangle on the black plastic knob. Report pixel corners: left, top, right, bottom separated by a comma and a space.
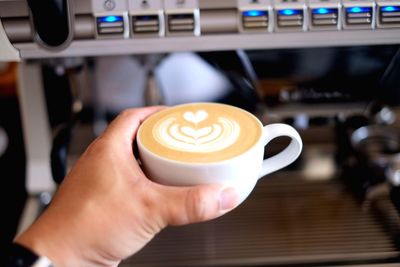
27, 0, 73, 49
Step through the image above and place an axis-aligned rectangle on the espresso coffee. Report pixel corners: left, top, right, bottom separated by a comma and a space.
138, 103, 262, 163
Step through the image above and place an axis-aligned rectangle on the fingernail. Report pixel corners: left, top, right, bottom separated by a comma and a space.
219, 187, 238, 211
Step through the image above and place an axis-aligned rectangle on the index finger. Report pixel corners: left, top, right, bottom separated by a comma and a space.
102, 106, 166, 145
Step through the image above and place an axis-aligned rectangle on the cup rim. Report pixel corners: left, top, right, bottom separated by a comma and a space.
137, 102, 264, 166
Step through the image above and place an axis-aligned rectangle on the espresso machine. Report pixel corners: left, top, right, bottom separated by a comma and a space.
2, 0, 400, 266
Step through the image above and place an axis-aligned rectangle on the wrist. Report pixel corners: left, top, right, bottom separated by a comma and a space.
15, 230, 76, 267
15, 215, 88, 267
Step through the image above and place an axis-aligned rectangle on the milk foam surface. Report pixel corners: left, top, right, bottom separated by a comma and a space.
138, 103, 262, 163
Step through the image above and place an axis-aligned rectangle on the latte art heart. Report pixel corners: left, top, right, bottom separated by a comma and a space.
153, 110, 240, 153
183, 110, 208, 124
180, 126, 213, 139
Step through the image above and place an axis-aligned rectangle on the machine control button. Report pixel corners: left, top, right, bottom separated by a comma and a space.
104, 0, 116, 11
345, 7, 373, 25
273, 0, 307, 31
238, 0, 271, 32
132, 15, 160, 33
311, 8, 339, 26
377, 4, 400, 27
308, 0, 340, 30
342, 0, 375, 29
128, 0, 165, 36
277, 9, 304, 28
96, 16, 125, 36
164, 0, 200, 36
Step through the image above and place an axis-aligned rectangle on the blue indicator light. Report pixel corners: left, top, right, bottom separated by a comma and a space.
278, 9, 301, 16
349, 7, 362, 13
314, 8, 329, 14
346, 7, 371, 13
243, 10, 267, 17
381, 6, 400, 12
312, 8, 336, 14
98, 15, 123, 23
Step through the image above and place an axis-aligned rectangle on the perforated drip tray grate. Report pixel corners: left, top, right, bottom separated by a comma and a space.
121, 174, 400, 266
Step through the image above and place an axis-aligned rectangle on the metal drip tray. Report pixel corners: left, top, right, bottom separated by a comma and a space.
121, 174, 400, 266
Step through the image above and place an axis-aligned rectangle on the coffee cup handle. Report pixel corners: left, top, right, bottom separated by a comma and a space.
258, 123, 303, 179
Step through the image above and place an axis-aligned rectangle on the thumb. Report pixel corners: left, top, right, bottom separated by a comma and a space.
155, 184, 240, 226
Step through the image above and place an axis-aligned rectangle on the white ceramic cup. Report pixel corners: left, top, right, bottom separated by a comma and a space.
137, 108, 303, 203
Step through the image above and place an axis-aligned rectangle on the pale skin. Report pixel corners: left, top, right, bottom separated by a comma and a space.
15, 106, 239, 267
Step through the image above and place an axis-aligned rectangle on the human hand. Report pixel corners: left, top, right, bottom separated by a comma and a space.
15, 106, 239, 267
